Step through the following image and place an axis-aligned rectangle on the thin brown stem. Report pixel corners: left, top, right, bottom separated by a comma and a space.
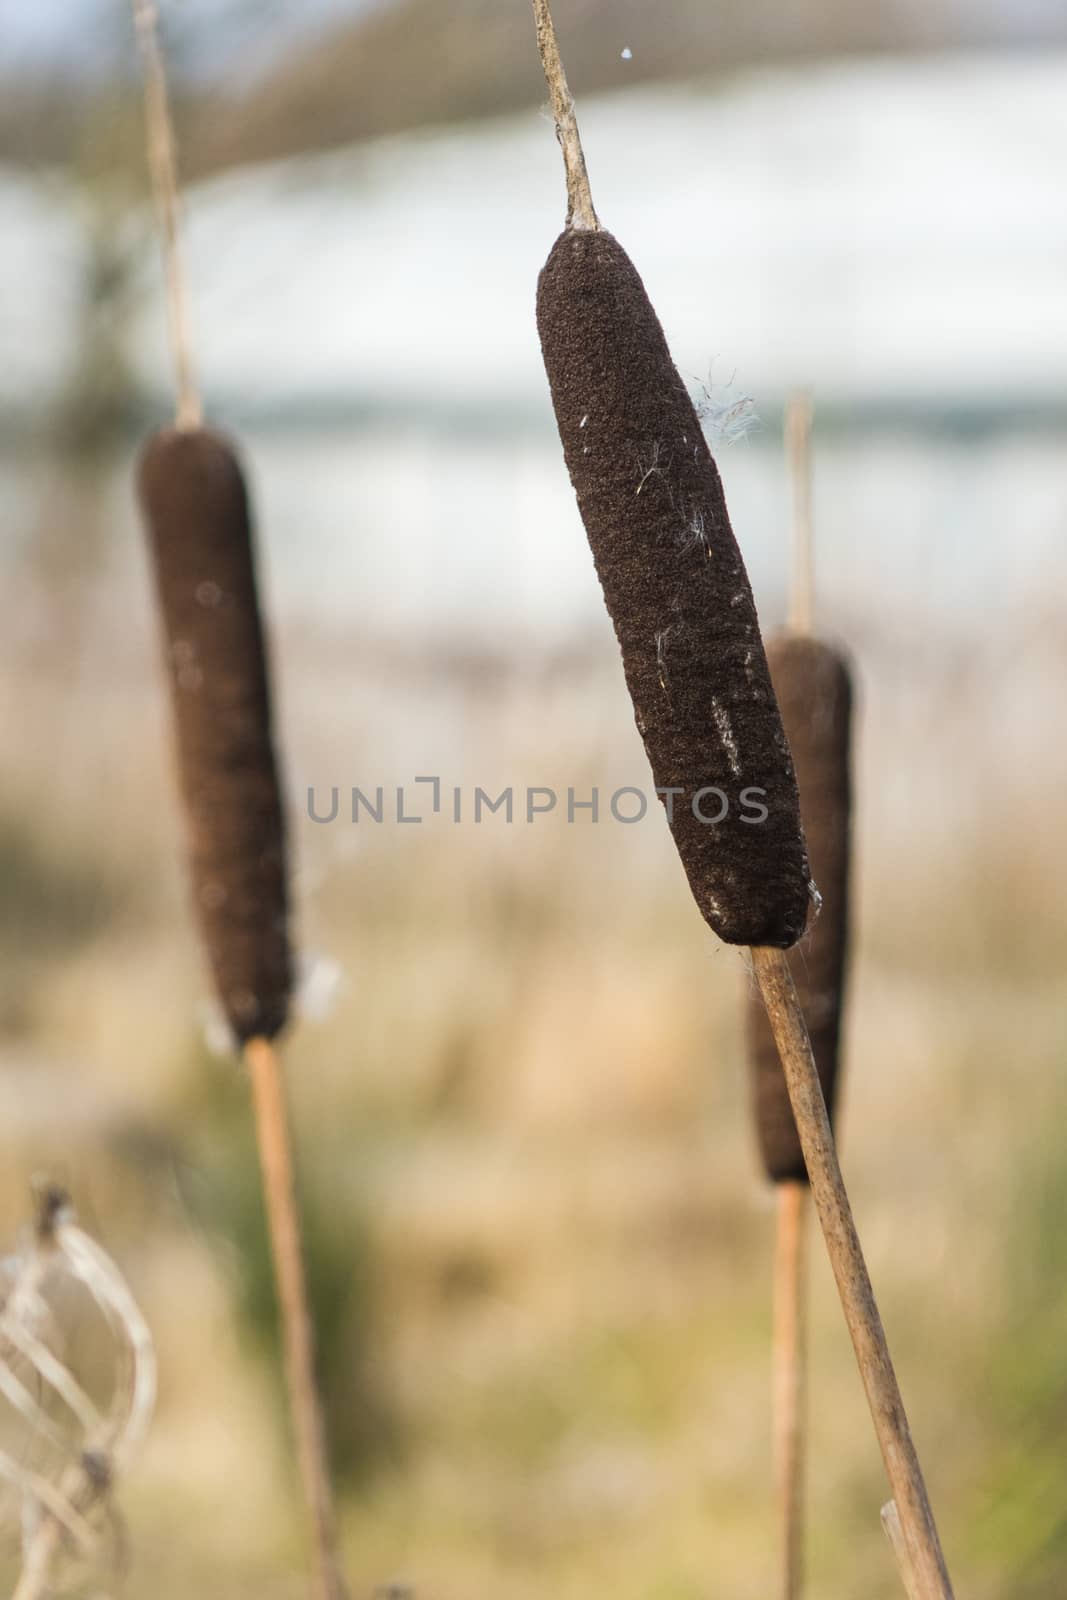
245, 1037, 349, 1600
750, 946, 953, 1600
774, 1181, 807, 1600
785, 390, 814, 636
531, 0, 599, 231
131, 0, 202, 430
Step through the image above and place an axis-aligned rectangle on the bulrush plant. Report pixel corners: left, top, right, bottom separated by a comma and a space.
531, 4, 953, 1595
745, 394, 855, 1600
130, 5, 346, 1598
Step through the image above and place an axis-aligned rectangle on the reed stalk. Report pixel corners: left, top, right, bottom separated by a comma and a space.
132, 8, 347, 1595
751, 948, 952, 1600
773, 1180, 806, 1600
532, 6, 954, 1593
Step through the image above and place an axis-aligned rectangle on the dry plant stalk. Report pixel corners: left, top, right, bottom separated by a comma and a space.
773, 1182, 806, 1600
1, 1185, 156, 1600
883, 1498, 925, 1600
531, 0, 598, 229
786, 392, 814, 636
751, 949, 952, 1600
131, 0, 200, 430
132, 7, 347, 1596
531, 5, 952, 1593
750, 393, 853, 1599
247, 1039, 348, 1600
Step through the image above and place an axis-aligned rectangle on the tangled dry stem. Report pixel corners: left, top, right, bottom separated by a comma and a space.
1, 1185, 156, 1600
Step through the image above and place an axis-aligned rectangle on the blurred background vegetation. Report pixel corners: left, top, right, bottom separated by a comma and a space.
1, 1, 1066, 1596
4, 0, 1065, 177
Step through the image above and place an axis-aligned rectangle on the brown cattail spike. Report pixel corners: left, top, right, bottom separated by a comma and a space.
537, 229, 811, 946
748, 634, 853, 1181
138, 425, 292, 1043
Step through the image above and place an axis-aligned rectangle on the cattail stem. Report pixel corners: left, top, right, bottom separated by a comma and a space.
131, 0, 201, 430
774, 1181, 806, 1600
750, 947, 954, 1600
773, 389, 815, 1599
133, 16, 342, 1596
785, 391, 814, 636
246, 1037, 348, 1600
532, 0, 599, 231
883, 1499, 925, 1600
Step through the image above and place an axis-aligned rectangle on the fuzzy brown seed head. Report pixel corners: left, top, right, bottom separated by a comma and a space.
747, 634, 853, 1182
137, 426, 292, 1044
536, 228, 810, 947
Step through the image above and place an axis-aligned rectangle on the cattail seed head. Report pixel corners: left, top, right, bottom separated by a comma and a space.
537, 228, 810, 947
137, 425, 292, 1043
747, 633, 853, 1182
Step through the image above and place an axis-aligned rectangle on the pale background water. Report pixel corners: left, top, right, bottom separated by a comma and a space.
3, 54, 1067, 646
